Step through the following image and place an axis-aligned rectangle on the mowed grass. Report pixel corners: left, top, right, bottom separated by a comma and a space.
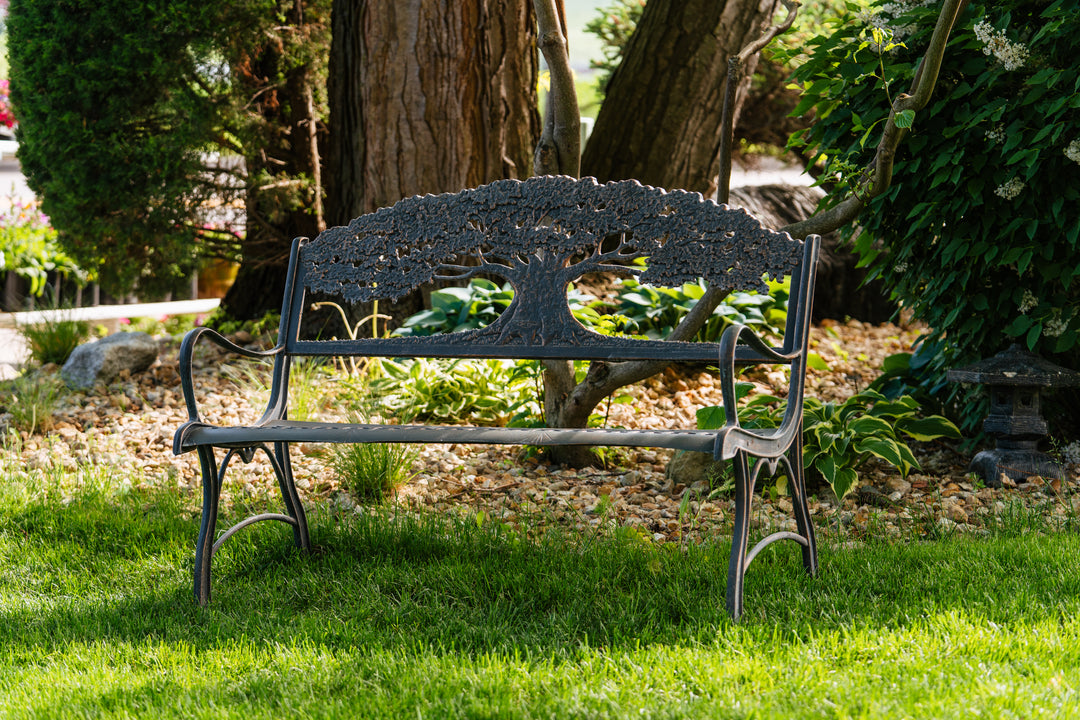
3, 464, 1080, 718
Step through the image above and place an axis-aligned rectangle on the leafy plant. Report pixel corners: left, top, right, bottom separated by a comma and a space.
326, 417, 418, 504
366, 357, 541, 427
392, 279, 613, 338
697, 385, 961, 501
614, 277, 788, 341
18, 313, 91, 366
0, 371, 64, 435
0, 199, 87, 302
785, 1, 1080, 425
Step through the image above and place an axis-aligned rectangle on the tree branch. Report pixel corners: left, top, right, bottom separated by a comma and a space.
780, 0, 964, 239
717, 1, 799, 204
533, 0, 580, 176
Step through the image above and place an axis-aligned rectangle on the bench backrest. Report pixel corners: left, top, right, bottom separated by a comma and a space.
277, 175, 818, 364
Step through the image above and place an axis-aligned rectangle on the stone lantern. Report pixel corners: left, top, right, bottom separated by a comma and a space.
947, 344, 1080, 487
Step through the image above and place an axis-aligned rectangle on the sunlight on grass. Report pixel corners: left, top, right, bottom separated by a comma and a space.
2, 460, 1080, 718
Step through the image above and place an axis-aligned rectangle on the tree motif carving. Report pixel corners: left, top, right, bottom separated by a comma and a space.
303, 175, 803, 346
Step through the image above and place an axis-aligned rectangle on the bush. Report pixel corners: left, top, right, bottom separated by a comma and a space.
327, 421, 418, 504
786, 1, 1080, 423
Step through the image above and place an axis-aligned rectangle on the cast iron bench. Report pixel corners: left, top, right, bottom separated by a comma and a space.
173, 175, 822, 620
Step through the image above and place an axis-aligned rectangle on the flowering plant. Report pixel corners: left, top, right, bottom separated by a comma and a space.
0, 199, 87, 300
781, 0, 1080, 428
0, 79, 15, 129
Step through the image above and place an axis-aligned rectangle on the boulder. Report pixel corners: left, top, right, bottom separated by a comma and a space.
665, 449, 723, 487
61, 332, 159, 390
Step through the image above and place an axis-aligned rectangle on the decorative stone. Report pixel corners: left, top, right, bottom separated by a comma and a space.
61, 332, 159, 390
947, 344, 1080, 487
665, 450, 723, 487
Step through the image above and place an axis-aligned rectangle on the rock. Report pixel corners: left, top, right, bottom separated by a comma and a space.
665, 450, 722, 487
61, 332, 159, 390
856, 485, 895, 508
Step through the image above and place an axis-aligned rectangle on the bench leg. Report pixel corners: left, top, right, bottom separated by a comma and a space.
726, 449, 753, 621
273, 441, 311, 551
787, 436, 818, 577
194, 445, 222, 606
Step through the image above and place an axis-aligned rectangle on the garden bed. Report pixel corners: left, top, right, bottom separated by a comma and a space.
5, 318, 1079, 545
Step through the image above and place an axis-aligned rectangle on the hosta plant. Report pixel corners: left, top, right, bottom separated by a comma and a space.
697, 386, 961, 500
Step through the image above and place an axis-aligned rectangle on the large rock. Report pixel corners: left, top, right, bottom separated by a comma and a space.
61, 332, 159, 389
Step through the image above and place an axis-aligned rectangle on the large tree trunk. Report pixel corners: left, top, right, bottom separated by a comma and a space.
221, 0, 330, 321
325, 0, 540, 225
580, 0, 781, 195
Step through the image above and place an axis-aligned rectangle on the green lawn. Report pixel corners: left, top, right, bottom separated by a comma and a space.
3, 463, 1080, 718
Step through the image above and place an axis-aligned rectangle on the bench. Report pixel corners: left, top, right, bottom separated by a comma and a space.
173, 175, 822, 620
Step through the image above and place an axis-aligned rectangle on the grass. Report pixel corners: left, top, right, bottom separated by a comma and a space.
3, 460, 1080, 718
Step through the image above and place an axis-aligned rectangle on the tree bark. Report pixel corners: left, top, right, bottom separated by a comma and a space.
325, 0, 541, 225
580, 0, 780, 195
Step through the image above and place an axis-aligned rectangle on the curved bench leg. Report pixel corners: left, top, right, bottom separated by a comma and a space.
194, 445, 222, 606
787, 435, 818, 577
273, 441, 311, 551
726, 449, 753, 621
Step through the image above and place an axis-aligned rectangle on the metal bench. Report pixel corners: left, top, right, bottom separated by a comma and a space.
173, 175, 822, 620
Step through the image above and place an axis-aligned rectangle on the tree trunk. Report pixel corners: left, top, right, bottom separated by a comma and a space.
221, 0, 330, 321
325, 0, 541, 225
580, 0, 781, 195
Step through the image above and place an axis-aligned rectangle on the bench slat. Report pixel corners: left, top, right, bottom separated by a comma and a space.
178, 419, 754, 454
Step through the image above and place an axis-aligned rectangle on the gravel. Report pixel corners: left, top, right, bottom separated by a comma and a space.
8, 318, 1079, 544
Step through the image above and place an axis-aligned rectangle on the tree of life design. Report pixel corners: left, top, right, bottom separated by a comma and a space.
302, 175, 803, 347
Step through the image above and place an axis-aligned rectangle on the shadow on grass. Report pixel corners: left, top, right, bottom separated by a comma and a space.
3, 483, 1080, 659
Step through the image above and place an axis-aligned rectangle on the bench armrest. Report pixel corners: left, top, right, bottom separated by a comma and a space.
176, 326, 285, 432
713, 322, 805, 461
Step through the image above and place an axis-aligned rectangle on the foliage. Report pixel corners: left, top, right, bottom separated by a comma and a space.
0, 370, 63, 434
615, 277, 789, 341
583, 0, 645, 91
392, 279, 620, 338
698, 385, 960, 500
18, 313, 91, 366
0, 200, 87, 300
366, 358, 541, 428
786, 0, 1080, 420
326, 418, 418, 505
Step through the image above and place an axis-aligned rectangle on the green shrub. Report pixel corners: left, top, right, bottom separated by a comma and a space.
18, 314, 91, 366
785, 1, 1080, 424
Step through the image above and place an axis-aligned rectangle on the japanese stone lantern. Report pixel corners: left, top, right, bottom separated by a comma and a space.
947, 344, 1080, 487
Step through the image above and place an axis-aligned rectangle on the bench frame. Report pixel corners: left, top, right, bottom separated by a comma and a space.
174, 175, 821, 620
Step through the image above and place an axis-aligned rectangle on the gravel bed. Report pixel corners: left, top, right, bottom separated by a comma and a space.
6, 318, 1079, 544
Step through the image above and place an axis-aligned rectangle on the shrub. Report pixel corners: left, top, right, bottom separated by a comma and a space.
786, 1, 1080, 423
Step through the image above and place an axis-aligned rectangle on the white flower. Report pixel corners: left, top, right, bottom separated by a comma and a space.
995, 177, 1025, 200
1044, 310, 1070, 338
1018, 290, 1038, 313
985, 124, 1007, 145
1065, 139, 1080, 165
973, 21, 1029, 71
